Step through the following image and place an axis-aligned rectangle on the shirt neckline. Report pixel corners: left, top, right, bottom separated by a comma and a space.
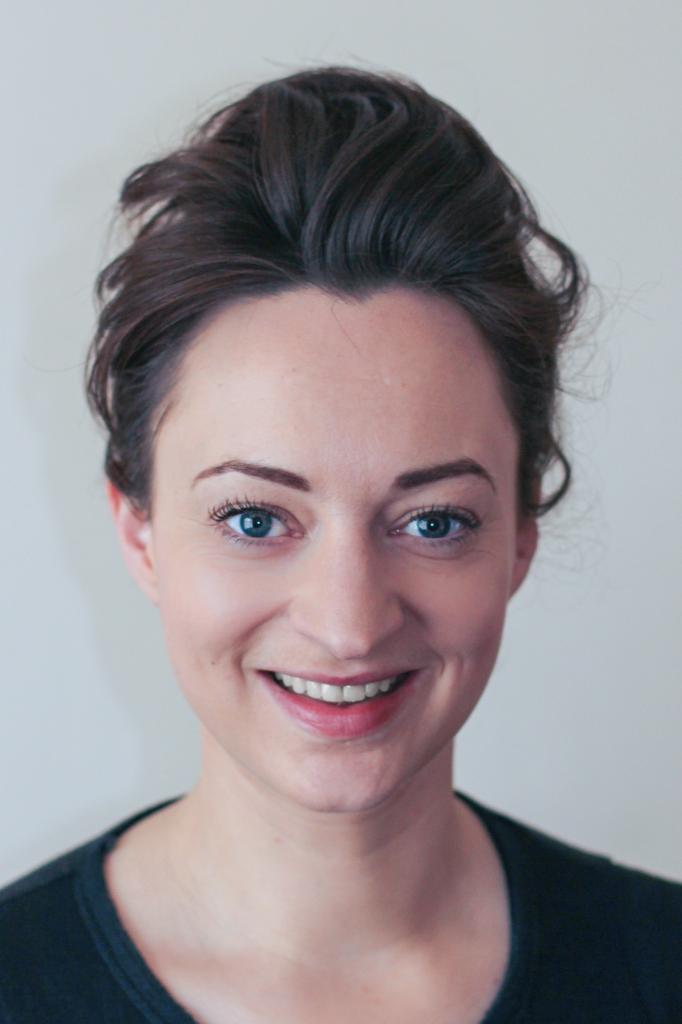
458, 791, 536, 1022
75, 791, 536, 1023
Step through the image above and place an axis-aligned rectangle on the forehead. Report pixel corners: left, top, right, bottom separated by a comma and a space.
157, 286, 518, 496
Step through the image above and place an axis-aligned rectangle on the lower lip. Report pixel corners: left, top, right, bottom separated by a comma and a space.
259, 671, 419, 739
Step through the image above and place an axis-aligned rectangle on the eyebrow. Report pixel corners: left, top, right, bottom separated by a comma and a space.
192, 457, 496, 493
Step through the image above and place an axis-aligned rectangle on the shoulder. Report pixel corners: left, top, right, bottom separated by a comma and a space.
0, 833, 110, 1020
0, 839, 85, 905
491, 797, 682, 908
0, 797, 173, 916
0, 796, 180, 915
464, 790, 682, 897
462, 792, 682, 1019
0, 835, 95, 943
0, 801, 178, 1022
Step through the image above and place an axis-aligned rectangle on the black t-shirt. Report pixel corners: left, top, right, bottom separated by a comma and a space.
0, 792, 680, 1022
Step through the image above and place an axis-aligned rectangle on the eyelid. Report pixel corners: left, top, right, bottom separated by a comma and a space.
393, 503, 480, 530
208, 497, 298, 547
209, 497, 291, 524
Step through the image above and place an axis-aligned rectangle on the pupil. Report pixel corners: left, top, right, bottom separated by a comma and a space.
418, 514, 449, 538
240, 511, 272, 537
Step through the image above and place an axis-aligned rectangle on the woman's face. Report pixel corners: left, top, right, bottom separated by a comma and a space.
113, 287, 537, 813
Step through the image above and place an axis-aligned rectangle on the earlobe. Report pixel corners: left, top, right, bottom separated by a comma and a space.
510, 515, 538, 598
106, 481, 159, 605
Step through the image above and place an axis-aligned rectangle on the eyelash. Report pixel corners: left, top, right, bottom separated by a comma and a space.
208, 496, 481, 551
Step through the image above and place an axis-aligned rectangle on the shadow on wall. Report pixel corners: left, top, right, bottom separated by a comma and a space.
14, 145, 199, 876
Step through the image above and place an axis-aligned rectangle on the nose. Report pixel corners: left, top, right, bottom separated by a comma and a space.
287, 528, 407, 662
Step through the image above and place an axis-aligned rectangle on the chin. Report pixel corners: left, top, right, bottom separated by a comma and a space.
272, 737, 453, 817
264, 756, 405, 816
289, 784, 395, 816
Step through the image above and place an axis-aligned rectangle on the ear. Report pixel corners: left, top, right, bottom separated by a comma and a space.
509, 514, 538, 598
106, 480, 159, 605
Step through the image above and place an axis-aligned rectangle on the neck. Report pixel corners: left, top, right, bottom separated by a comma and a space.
161, 732, 481, 966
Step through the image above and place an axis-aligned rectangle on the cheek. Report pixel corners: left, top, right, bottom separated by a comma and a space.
418, 559, 512, 746
154, 542, 280, 690
411, 556, 511, 680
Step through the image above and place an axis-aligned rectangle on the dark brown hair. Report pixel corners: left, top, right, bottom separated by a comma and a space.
86, 66, 588, 516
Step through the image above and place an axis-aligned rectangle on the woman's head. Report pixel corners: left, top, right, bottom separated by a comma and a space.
86, 65, 587, 520
90, 67, 587, 810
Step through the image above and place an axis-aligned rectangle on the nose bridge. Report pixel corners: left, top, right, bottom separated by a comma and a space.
289, 522, 405, 660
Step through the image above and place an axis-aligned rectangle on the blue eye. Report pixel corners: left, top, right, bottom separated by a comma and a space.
209, 500, 288, 544
403, 507, 478, 544
412, 513, 455, 539
232, 510, 274, 538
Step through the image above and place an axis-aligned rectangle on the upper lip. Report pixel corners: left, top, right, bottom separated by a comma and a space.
265, 669, 413, 687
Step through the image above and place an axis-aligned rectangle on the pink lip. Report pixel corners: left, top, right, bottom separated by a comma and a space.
258, 669, 419, 739
264, 669, 410, 686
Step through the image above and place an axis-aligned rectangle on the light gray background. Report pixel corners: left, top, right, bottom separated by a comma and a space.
2, 0, 680, 886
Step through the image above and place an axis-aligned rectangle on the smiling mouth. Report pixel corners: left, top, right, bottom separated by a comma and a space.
267, 671, 412, 706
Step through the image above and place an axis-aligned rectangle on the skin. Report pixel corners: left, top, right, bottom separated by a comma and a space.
106, 286, 538, 1023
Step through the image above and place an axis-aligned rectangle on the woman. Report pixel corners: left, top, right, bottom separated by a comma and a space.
0, 67, 680, 1023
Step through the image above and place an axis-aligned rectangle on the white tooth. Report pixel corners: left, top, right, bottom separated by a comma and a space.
343, 685, 366, 703
273, 672, 402, 703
